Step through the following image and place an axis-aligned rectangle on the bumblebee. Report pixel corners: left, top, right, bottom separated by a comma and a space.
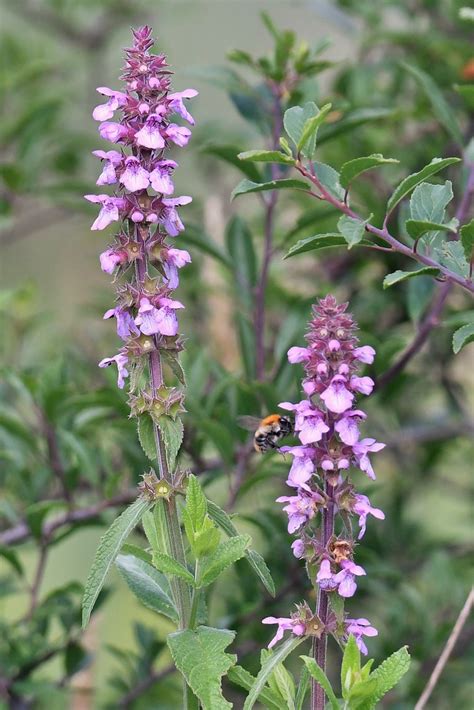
238, 414, 293, 453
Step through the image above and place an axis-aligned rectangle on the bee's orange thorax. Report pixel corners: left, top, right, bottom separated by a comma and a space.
260, 414, 281, 426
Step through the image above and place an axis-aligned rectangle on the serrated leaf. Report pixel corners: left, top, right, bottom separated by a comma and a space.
387, 158, 460, 215
185, 474, 207, 530
243, 636, 305, 710
82, 498, 151, 628
141, 510, 160, 553
338, 214, 371, 248
157, 415, 183, 470
198, 534, 251, 587
168, 626, 236, 710
185, 511, 221, 558
238, 149, 295, 164
405, 218, 458, 240
360, 646, 410, 709
284, 102, 319, 156
453, 323, 474, 353
228, 665, 281, 710
403, 62, 463, 147
120, 542, 153, 564
297, 103, 332, 156
115, 553, 178, 623
340, 154, 399, 189
152, 550, 195, 586
207, 501, 275, 596
231, 178, 309, 200
137, 414, 156, 461
383, 267, 439, 288
341, 635, 361, 699
299, 657, 339, 710
460, 219, 474, 262
264, 650, 296, 709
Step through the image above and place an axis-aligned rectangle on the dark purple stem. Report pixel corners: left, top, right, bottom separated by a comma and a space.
254, 88, 284, 379
311, 481, 335, 710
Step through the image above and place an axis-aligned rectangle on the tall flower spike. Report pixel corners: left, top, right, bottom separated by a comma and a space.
86, 26, 197, 390
262, 296, 385, 657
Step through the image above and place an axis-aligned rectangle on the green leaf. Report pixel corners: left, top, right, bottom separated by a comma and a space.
297, 103, 332, 156
225, 216, 257, 306
137, 414, 156, 461
285, 233, 371, 258
361, 646, 411, 709
318, 107, 394, 145
157, 415, 183, 470
460, 219, 474, 263
405, 218, 458, 240
168, 626, 236, 710
161, 349, 186, 386
152, 550, 195, 586
340, 154, 399, 189
284, 102, 319, 156
383, 267, 439, 288
184, 510, 221, 558
438, 241, 470, 277
141, 510, 160, 553
402, 62, 463, 147
409, 180, 454, 223
295, 663, 310, 710
202, 144, 262, 182
243, 636, 306, 710
198, 534, 251, 587
0, 545, 24, 576
341, 635, 361, 700
180, 224, 232, 268
386, 158, 461, 215
115, 553, 178, 623
228, 665, 281, 710
120, 543, 152, 565
238, 149, 295, 164
312, 161, 345, 200
185, 474, 207, 531
231, 178, 309, 200
300, 656, 339, 710
453, 323, 474, 353
264, 649, 296, 709
338, 214, 371, 249
207, 501, 275, 595
82, 498, 151, 628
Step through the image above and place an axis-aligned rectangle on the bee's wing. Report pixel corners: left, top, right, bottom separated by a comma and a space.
237, 416, 261, 431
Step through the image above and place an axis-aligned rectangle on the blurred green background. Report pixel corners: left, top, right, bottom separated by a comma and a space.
0, 1, 473, 708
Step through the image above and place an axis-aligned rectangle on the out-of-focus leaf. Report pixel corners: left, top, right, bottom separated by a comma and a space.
460, 219, 474, 262
317, 107, 395, 145
238, 149, 295, 165
453, 323, 474, 353
203, 144, 262, 182
383, 267, 439, 288
231, 178, 309, 200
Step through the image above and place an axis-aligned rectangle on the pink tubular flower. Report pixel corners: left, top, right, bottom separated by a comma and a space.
93, 150, 123, 185
162, 247, 192, 289
84, 194, 126, 230
167, 89, 198, 124
262, 616, 305, 649
104, 307, 139, 340
333, 560, 366, 598
99, 248, 127, 274
159, 196, 192, 236
279, 400, 329, 445
320, 375, 354, 414
353, 346, 376, 364
288, 346, 311, 363
149, 159, 178, 194
99, 121, 129, 143
334, 409, 366, 446
291, 539, 305, 558
135, 113, 165, 149
120, 156, 150, 192
352, 438, 386, 480
134, 296, 184, 337
345, 618, 378, 655
98, 352, 129, 389
276, 489, 324, 533
316, 559, 338, 591
165, 123, 192, 146
353, 494, 385, 539
280, 445, 315, 489
93, 87, 128, 121
350, 375, 375, 396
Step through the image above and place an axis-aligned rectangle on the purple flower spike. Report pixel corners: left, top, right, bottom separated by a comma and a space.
120, 156, 150, 192
262, 616, 305, 649
98, 352, 129, 389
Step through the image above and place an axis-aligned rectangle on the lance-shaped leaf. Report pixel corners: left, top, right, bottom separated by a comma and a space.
152, 550, 196, 586
460, 219, 474, 263
341, 635, 361, 699
383, 267, 439, 289
228, 665, 281, 710
197, 534, 251, 587
402, 62, 463, 147
185, 474, 207, 530
137, 413, 156, 461
157, 415, 183, 470
243, 636, 306, 710
340, 154, 399, 189
115, 553, 178, 623
82, 497, 152, 628
386, 158, 461, 216
168, 626, 237, 710
360, 646, 411, 709
295, 663, 310, 710
453, 323, 474, 354
207, 501, 275, 596
285, 233, 372, 258
231, 178, 309, 200
300, 656, 339, 710
202, 143, 262, 181
238, 149, 295, 164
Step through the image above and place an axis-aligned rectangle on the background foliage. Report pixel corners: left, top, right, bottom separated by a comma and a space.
0, 1, 473, 708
